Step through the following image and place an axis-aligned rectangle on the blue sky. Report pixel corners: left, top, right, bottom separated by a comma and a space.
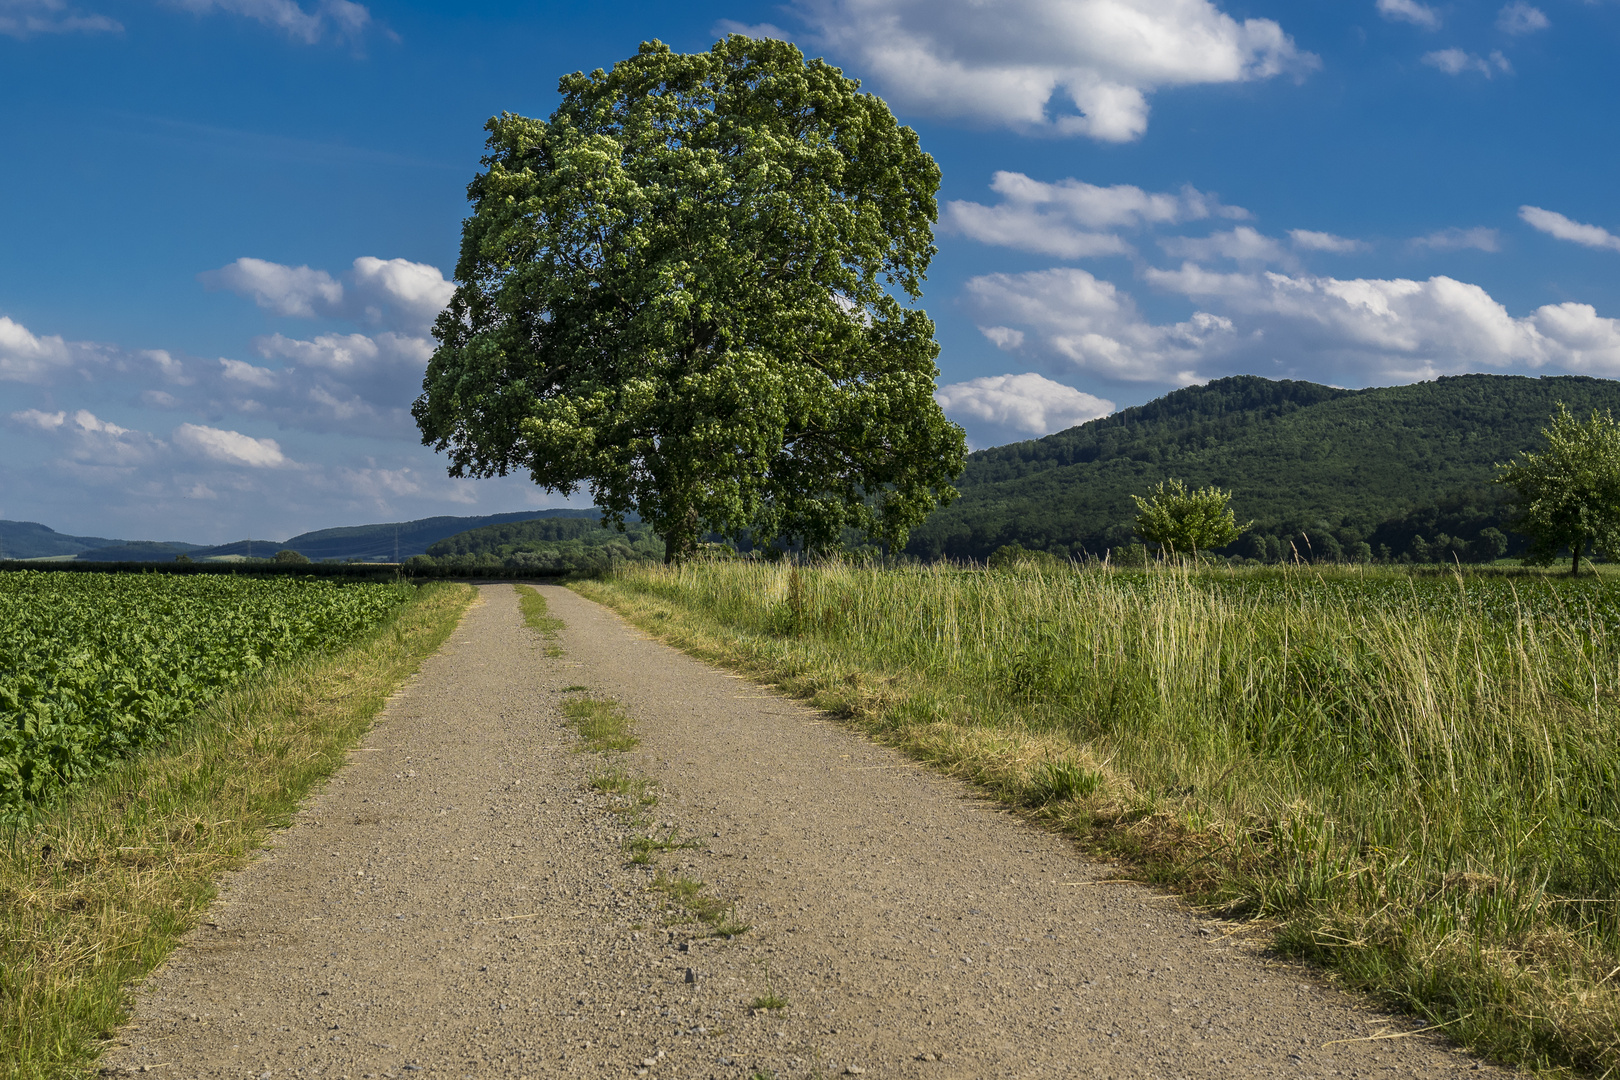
4, 0, 1620, 543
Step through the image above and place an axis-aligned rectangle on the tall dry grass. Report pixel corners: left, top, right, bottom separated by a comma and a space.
0, 582, 474, 1079
577, 561, 1620, 1077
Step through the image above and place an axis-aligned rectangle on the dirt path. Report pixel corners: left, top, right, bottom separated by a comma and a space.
101, 583, 1507, 1080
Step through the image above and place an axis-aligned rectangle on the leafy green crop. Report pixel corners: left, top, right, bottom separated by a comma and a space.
0, 571, 408, 819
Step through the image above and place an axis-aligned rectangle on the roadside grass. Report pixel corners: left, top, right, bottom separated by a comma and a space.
575, 560, 1620, 1078
0, 581, 475, 1080
514, 584, 566, 655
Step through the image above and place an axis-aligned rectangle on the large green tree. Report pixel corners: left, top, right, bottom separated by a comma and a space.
414, 36, 966, 563
1496, 403, 1620, 575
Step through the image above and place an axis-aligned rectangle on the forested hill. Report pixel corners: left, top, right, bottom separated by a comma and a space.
905, 373, 1620, 563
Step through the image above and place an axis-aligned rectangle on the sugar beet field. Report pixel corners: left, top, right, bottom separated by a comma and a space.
581, 560, 1620, 1076
0, 570, 409, 821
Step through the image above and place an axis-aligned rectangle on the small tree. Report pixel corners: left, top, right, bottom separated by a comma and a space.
273, 549, 311, 565
1496, 403, 1620, 576
1131, 478, 1250, 560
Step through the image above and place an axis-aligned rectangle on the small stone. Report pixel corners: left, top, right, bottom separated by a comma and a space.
845, 1067, 866, 1076
684, 967, 697, 983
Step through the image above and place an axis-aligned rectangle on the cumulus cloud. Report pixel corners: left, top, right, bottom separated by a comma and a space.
934, 372, 1114, 444
1412, 227, 1500, 252
964, 260, 1620, 389
171, 423, 289, 468
220, 356, 279, 388
799, 0, 1315, 141
1423, 48, 1512, 77
1160, 226, 1291, 267
965, 267, 1234, 383
1497, 2, 1548, 34
9, 407, 164, 468
0, 0, 119, 37
712, 18, 788, 39
349, 257, 455, 332
0, 315, 75, 382
10, 407, 67, 430
167, 0, 371, 45
201, 257, 344, 317
1376, 0, 1441, 30
1519, 206, 1620, 253
1290, 229, 1363, 254
943, 171, 1246, 257
203, 255, 453, 332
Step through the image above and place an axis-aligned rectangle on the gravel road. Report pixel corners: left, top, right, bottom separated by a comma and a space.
101, 583, 1509, 1080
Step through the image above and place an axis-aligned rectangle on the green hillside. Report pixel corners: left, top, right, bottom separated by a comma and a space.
0, 521, 119, 559
906, 373, 1620, 563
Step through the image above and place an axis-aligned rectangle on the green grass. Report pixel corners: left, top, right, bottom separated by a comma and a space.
653, 871, 750, 937
514, 583, 565, 649
561, 695, 639, 752
577, 560, 1620, 1078
0, 582, 476, 1079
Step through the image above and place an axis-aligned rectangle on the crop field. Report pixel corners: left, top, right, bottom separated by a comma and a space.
0, 570, 409, 820
579, 560, 1620, 1076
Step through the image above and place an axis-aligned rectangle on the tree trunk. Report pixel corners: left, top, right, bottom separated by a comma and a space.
1571, 540, 1583, 577
662, 503, 700, 566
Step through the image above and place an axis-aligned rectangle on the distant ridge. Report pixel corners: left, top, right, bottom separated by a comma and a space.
0, 508, 603, 564
0, 521, 124, 560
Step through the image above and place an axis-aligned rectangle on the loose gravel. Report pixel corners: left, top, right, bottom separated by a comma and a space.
100, 583, 1512, 1079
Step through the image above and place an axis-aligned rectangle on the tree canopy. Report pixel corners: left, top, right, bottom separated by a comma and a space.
1496, 403, 1620, 575
414, 36, 965, 562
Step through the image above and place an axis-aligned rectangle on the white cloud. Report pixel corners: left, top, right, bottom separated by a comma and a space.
9, 407, 67, 430
1290, 229, 1363, 253
965, 260, 1620, 389
712, 18, 789, 39
10, 406, 164, 468
1412, 226, 1501, 252
1160, 226, 1291, 266
1376, 0, 1441, 30
1497, 2, 1548, 34
171, 423, 289, 468
0, 0, 119, 36
1422, 48, 1512, 77
200, 257, 344, 317
166, 0, 371, 45
219, 356, 280, 388
202, 255, 452, 332
800, 0, 1315, 142
1519, 205, 1620, 253
934, 372, 1114, 442
0, 315, 75, 382
943, 171, 1245, 257
965, 267, 1233, 383
349, 257, 455, 332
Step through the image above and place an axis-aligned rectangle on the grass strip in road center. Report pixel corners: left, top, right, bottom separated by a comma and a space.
514, 584, 565, 656
574, 561, 1620, 1078
0, 582, 476, 1080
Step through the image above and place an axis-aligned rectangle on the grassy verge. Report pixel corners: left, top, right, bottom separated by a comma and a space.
0, 581, 475, 1079
575, 561, 1620, 1078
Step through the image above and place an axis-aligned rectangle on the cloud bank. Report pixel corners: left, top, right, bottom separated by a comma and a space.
797, 0, 1315, 141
